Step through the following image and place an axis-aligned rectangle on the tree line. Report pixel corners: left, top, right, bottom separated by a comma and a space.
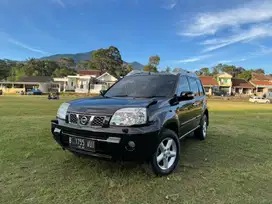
0, 46, 135, 82
0, 45, 269, 82
194, 64, 267, 81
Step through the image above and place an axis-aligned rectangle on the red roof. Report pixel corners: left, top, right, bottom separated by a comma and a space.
78, 70, 103, 77
251, 73, 272, 81
232, 78, 254, 88
251, 80, 272, 86
199, 76, 218, 86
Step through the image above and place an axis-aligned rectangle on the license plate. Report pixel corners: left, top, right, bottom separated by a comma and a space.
69, 137, 95, 151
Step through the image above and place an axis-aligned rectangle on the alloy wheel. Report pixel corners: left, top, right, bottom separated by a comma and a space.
156, 138, 177, 170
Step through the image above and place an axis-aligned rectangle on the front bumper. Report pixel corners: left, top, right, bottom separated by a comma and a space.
51, 120, 160, 161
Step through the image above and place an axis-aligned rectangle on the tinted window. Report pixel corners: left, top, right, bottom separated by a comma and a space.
196, 79, 205, 96
188, 77, 199, 96
177, 76, 190, 94
105, 75, 177, 98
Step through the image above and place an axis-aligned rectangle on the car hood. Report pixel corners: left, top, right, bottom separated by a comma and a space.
67, 96, 161, 114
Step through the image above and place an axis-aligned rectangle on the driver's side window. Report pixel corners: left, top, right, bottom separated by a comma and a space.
177, 76, 190, 95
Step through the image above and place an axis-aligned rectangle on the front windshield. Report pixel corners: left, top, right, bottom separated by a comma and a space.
105, 75, 177, 98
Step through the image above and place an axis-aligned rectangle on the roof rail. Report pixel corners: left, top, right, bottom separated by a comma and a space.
172, 68, 197, 77
126, 69, 197, 77
126, 70, 145, 76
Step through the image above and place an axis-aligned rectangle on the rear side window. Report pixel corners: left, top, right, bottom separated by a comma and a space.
188, 77, 199, 96
177, 76, 190, 94
196, 79, 205, 96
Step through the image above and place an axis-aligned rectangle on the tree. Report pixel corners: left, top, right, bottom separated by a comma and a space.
222, 65, 236, 75
92, 46, 123, 77
212, 63, 224, 75
0, 60, 9, 80
43, 60, 60, 76
149, 55, 160, 67
254, 68, 265, 74
237, 70, 253, 81
7, 63, 27, 81
166, 67, 171, 72
234, 67, 245, 76
143, 64, 158, 72
25, 58, 40, 76
143, 55, 160, 73
121, 63, 133, 76
199, 67, 211, 76
57, 57, 75, 68
53, 67, 76, 77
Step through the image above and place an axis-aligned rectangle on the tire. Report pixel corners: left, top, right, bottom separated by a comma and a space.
151, 129, 180, 176
254, 101, 257, 104
195, 114, 208, 140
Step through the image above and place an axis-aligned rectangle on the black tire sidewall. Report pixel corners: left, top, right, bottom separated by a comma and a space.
151, 129, 180, 176
195, 114, 207, 140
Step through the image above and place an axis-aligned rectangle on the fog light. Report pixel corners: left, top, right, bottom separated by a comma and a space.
126, 141, 136, 151
128, 141, 135, 148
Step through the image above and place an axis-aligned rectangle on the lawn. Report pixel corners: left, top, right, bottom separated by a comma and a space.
0, 96, 272, 204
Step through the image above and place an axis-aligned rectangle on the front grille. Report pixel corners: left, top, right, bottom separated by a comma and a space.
69, 114, 78, 124
68, 113, 107, 127
91, 116, 105, 126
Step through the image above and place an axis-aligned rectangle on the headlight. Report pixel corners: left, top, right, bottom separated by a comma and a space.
57, 103, 70, 119
110, 108, 147, 126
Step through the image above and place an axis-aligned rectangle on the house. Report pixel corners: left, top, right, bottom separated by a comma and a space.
0, 76, 59, 94
215, 72, 233, 95
199, 76, 218, 95
53, 70, 118, 94
231, 78, 254, 95
250, 73, 272, 96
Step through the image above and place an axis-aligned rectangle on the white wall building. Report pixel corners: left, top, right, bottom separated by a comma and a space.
53, 70, 118, 94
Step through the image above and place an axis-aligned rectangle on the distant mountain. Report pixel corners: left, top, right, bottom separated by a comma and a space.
129, 61, 144, 70
41, 51, 94, 63
40, 51, 144, 70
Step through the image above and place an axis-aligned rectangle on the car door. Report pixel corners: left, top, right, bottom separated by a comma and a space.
187, 77, 203, 128
195, 79, 206, 125
175, 76, 195, 136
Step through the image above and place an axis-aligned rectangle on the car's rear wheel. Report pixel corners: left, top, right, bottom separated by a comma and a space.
195, 114, 208, 140
151, 129, 180, 176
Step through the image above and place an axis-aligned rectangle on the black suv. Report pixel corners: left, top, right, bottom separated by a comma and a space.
51, 70, 209, 176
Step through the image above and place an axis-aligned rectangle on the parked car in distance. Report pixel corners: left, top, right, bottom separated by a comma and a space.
26, 89, 42, 95
51, 70, 209, 176
249, 96, 270, 104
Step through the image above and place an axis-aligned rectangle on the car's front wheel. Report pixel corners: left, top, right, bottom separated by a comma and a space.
151, 129, 180, 176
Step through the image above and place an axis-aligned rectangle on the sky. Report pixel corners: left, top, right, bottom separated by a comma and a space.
0, 0, 272, 73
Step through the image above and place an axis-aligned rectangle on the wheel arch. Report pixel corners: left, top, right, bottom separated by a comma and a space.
162, 118, 180, 137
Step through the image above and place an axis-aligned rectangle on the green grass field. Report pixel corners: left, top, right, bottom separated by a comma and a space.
1, 96, 272, 204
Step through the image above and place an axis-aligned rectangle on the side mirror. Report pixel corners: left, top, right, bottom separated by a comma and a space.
100, 90, 107, 96
179, 91, 194, 101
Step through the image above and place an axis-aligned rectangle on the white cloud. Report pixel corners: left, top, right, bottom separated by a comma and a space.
201, 24, 272, 52
52, 0, 65, 8
180, 0, 272, 36
217, 58, 247, 64
8, 38, 48, 54
162, 0, 177, 10
176, 54, 212, 64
